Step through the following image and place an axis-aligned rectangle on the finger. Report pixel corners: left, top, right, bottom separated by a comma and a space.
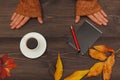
10, 14, 20, 27
93, 13, 107, 25
11, 13, 17, 21
11, 15, 24, 29
75, 16, 80, 23
16, 17, 30, 29
97, 12, 108, 22
100, 10, 107, 17
88, 15, 102, 25
37, 17, 43, 24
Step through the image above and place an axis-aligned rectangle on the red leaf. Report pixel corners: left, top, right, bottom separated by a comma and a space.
6, 64, 17, 70
0, 60, 1, 65
0, 66, 2, 75
0, 54, 17, 80
0, 68, 7, 80
1, 54, 8, 64
4, 68, 11, 76
5, 58, 14, 65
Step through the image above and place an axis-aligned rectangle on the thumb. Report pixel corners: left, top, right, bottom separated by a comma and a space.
75, 16, 80, 23
37, 17, 43, 24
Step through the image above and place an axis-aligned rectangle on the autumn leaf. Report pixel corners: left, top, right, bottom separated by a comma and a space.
103, 54, 115, 80
0, 54, 17, 80
88, 45, 115, 80
54, 53, 63, 80
4, 68, 11, 76
1, 54, 8, 64
89, 49, 107, 61
93, 45, 114, 53
5, 58, 14, 65
0, 68, 7, 80
64, 70, 89, 80
5, 58, 17, 70
6, 64, 17, 70
87, 62, 104, 77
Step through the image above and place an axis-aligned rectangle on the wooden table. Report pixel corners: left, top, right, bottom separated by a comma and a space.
0, 0, 120, 80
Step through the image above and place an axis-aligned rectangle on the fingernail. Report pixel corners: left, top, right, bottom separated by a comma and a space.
16, 27, 19, 29
40, 21, 43, 24
106, 20, 109, 22
11, 27, 15, 29
16, 26, 20, 29
99, 23, 102, 25
103, 23, 107, 26
75, 20, 78, 23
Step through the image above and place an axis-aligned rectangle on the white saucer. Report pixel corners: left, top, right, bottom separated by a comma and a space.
20, 32, 47, 59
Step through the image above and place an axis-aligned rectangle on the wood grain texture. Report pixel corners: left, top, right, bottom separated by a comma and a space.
0, 0, 120, 80
0, 0, 119, 38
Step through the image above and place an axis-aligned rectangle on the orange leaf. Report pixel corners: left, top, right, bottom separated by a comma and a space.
89, 49, 107, 61
93, 45, 114, 53
103, 54, 115, 80
87, 62, 104, 77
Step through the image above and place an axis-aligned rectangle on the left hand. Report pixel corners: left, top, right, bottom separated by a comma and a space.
10, 13, 43, 29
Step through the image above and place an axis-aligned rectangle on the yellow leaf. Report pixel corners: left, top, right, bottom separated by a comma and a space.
87, 62, 104, 77
89, 49, 107, 61
64, 70, 89, 80
93, 45, 114, 53
103, 54, 115, 80
54, 53, 63, 80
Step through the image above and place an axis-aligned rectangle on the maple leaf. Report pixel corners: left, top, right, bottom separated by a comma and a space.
0, 54, 17, 80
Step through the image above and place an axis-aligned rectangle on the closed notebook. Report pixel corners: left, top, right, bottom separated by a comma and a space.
68, 21, 102, 55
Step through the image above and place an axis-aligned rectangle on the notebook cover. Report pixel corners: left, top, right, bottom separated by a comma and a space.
68, 20, 102, 55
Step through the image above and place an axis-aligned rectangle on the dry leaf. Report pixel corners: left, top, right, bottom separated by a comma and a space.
0, 54, 17, 80
89, 49, 107, 61
93, 45, 114, 53
64, 70, 89, 80
87, 62, 104, 77
1, 54, 8, 64
54, 53, 63, 80
103, 54, 115, 80
0, 68, 7, 80
5, 58, 14, 65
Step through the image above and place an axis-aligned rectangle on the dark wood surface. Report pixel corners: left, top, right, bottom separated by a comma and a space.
0, 0, 120, 80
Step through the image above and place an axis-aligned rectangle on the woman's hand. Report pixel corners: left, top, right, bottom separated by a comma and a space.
75, 10, 108, 26
10, 13, 43, 29
10, 0, 42, 29
75, 0, 108, 26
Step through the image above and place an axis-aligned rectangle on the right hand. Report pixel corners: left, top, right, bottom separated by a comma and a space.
75, 10, 108, 26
